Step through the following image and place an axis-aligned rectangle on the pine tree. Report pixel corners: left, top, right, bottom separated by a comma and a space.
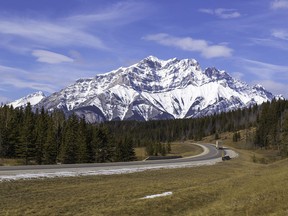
167, 142, 172, 153
161, 143, 167, 156
145, 141, 154, 156
233, 131, 240, 142
120, 136, 136, 161
60, 114, 79, 164
17, 103, 36, 164
43, 118, 57, 164
86, 126, 96, 163
95, 126, 114, 163
77, 118, 88, 163
34, 107, 48, 164
281, 112, 288, 156
114, 139, 123, 162
0, 105, 20, 158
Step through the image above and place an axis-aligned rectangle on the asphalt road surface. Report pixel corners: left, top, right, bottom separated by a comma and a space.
0, 143, 227, 180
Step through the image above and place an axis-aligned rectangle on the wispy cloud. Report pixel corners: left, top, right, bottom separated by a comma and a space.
272, 29, 288, 40
0, 19, 107, 51
248, 37, 288, 51
237, 58, 288, 97
67, 1, 149, 24
231, 72, 245, 80
0, 1, 152, 62
143, 33, 233, 58
0, 65, 57, 93
252, 79, 287, 96
199, 8, 241, 19
32, 50, 74, 64
271, 0, 288, 9
240, 58, 288, 80
0, 63, 98, 94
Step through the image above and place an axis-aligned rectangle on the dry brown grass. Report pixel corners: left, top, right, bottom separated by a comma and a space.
135, 141, 203, 160
1, 147, 288, 215
1, 132, 288, 215
0, 158, 24, 166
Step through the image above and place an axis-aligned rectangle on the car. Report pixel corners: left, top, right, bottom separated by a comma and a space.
222, 155, 231, 161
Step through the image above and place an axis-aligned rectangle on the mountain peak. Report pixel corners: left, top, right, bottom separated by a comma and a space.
253, 84, 265, 90
7, 91, 46, 108
144, 55, 161, 62
29, 56, 281, 122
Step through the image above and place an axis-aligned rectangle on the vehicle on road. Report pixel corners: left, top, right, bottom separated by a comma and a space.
216, 140, 223, 149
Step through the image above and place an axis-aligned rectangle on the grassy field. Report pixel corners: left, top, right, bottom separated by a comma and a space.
1, 135, 288, 215
135, 141, 203, 160
0, 158, 24, 166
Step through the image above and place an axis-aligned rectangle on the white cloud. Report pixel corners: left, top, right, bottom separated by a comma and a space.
198, 8, 214, 15
199, 8, 241, 19
215, 8, 241, 19
143, 33, 233, 58
0, 18, 107, 51
271, 0, 288, 9
272, 29, 288, 40
32, 50, 74, 64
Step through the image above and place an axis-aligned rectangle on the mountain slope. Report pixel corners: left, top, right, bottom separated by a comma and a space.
33, 56, 278, 122
7, 91, 46, 108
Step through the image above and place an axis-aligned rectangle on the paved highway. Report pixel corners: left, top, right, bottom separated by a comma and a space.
0, 143, 229, 180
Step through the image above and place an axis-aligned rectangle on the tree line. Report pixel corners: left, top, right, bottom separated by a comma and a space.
106, 99, 288, 157
106, 104, 259, 146
0, 104, 135, 164
254, 99, 288, 156
1, 99, 288, 164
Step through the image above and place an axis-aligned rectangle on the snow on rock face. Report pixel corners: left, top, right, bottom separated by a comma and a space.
7, 91, 46, 108
10, 56, 281, 122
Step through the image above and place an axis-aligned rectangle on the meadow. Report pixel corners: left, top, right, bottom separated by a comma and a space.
1, 134, 288, 216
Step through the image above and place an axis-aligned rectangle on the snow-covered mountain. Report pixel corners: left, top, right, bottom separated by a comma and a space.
7, 91, 46, 108
8, 56, 280, 122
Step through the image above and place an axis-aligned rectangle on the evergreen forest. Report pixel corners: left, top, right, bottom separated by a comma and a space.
1, 99, 288, 165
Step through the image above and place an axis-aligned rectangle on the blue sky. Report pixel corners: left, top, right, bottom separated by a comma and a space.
1, 0, 288, 103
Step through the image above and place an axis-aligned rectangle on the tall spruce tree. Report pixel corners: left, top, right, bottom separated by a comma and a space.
77, 118, 88, 163
17, 103, 36, 164
34, 107, 48, 164
281, 112, 288, 156
43, 118, 57, 164
95, 126, 114, 163
60, 114, 79, 164
114, 136, 135, 162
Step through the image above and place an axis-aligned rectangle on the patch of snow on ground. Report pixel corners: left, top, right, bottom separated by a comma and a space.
225, 149, 239, 158
0, 147, 238, 182
0, 159, 222, 182
141, 192, 173, 199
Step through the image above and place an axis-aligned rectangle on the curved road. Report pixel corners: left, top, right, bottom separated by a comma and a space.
0, 143, 230, 181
